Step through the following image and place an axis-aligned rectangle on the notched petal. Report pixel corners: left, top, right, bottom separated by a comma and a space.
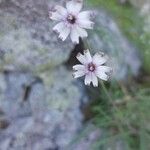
83, 49, 92, 63
66, 0, 83, 14
72, 64, 85, 71
72, 70, 85, 78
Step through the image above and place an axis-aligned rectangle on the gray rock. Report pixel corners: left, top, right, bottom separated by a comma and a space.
0, 67, 86, 149
0, 73, 6, 101
28, 67, 84, 149
0, 72, 34, 119
0, 0, 73, 73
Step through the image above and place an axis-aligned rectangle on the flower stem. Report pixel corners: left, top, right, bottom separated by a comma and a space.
84, 39, 91, 51
100, 80, 128, 139
100, 80, 113, 103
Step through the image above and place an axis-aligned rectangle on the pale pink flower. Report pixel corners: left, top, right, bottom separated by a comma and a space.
73, 50, 112, 87
49, 0, 94, 44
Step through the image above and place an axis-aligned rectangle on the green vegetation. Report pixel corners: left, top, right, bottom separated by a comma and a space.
87, 80, 150, 150
83, 1, 150, 149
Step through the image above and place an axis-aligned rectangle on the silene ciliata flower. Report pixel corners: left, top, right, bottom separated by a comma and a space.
73, 50, 112, 87
49, 0, 94, 44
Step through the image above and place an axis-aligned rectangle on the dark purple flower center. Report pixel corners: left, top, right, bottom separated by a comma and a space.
67, 14, 76, 24
88, 63, 96, 72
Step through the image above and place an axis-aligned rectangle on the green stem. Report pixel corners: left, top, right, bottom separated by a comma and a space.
100, 80, 114, 103
100, 81, 124, 138
84, 39, 91, 50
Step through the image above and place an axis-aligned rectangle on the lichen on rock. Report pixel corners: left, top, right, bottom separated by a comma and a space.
0, 0, 73, 73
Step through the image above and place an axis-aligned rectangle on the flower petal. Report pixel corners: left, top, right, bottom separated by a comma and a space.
66, 0, 83, 15
93, 52, 108, 66
58, 27, 70, 41
84, 72, 92, 86
70, 25, 88, 43
78, 11, 94, 20
77, 11, 95, 29
59, 28, 70, 41
96, 72, 108, 81
76, 53, 86, 64
53, 22, 70, 41
91, 73, 98, 87
97, 66, 112, 73
84, 49, 92, 63
49, 5, 67, 21
77, 27, 88, 38
78, 20, 94, 29
73, 64, 85, 71
73, 70, 85, 78
55, 5, 67, 17
49, 11, 62, 21
70, 27, 80, 44
95, 66, 112, 81
53, 22, 64, 32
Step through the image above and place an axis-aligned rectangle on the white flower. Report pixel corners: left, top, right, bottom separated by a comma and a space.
73, 50, 112, 87
49, 0, 94, 44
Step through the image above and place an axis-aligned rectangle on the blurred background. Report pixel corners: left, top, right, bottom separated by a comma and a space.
0, 0, 150, 149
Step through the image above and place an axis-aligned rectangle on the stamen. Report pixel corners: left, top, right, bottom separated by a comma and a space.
88, 63, 96, 72
67, 14, 76, 24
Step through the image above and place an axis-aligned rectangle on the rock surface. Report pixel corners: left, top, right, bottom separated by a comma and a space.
0, 67, 86, 150
0, 0, 72, 72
